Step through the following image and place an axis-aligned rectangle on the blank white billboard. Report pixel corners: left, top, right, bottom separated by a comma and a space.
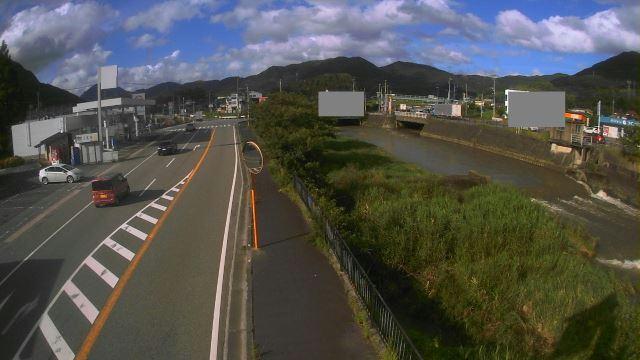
508, 92, 565, 127
100, 65, 118, 89
318, 91, 364, 117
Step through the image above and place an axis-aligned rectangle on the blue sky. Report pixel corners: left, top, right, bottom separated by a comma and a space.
1, 0, 638, 94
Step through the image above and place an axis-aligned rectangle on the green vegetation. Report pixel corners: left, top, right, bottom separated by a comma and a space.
253, 93, 640, 359
0, 155, 24, 169
621, 126, 640, 158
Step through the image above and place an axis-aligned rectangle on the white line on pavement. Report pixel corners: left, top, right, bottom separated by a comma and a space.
120, 224, 148, 241
165, 158, 175, 168
125, 152, 154, 177
84, 256, 119, 288
38, 313, 74, 360
136, 212, 158, 225
193, 144, 201, 151
210, 123, 239, 360
139, 178, 156, 197
150, 202, 167, 211
181, 128, 199, 150
62, 281, 99, 323
161, 194, 174, 201
104, 238, 135, 261
0, 202, 92, 288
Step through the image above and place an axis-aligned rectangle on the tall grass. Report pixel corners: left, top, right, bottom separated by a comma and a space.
316, 137, 640, 358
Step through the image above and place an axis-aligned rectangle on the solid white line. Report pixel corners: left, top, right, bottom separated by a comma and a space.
120, 224, 148, 241
181, 128, 199, 150
38, 313, 74, 360
139, 178, 156, 197
136, 212, 158, 224
169, 187, 180, 192
0, 202, 92, 288
223, 125, 244, 360
84, 256, 119, 288
165, 158, 175, 168
150, 202, 167, 211
125, 152, 154, 177
210, 123, 239, 360
104, 238, 135, 261
62, 281, 99, 323
161, 194, 174, 201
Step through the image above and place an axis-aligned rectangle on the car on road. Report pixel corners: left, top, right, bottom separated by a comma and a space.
39, 164, 83, 184
185, 123, 196, 132
158, 141, 178, 155
91, 173, 130, 207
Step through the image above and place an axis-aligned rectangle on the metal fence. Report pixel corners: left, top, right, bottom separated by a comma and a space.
292, 176, 423, 360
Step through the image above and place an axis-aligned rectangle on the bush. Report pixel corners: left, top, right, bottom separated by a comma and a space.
0, 155, 24, 169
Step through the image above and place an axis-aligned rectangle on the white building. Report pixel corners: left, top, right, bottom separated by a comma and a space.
504, 89, 528, 116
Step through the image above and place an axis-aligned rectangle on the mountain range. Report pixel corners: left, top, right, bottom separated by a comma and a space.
78, 51, 639, 110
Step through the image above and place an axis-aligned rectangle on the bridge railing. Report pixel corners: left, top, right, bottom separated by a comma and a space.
292, 176, 423, 360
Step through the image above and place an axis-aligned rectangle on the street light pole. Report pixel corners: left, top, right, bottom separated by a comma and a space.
492, 76, 496, 119
97, 68, 103, 147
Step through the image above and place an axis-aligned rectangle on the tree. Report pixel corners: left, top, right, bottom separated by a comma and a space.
0, 40, 9, 59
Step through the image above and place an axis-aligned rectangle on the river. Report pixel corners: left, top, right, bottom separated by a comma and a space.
339, 126, 639, 277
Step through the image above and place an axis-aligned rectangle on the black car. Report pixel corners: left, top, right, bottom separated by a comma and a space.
185, 123, 196, 132
157, 141, 177, 155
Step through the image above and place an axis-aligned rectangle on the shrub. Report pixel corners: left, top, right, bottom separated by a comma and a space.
0, 155, 24, 169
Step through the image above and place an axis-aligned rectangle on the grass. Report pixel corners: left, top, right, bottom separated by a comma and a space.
305, 136, 640, 359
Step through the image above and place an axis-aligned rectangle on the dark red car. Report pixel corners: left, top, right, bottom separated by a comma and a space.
91, 173, 130, 207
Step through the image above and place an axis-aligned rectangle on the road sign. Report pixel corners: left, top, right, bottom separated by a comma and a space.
100, 65, 117, 89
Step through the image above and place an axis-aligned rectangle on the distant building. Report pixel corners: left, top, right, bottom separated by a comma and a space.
504, 89, 528, 116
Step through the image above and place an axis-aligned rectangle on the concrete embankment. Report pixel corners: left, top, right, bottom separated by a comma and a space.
365, 114, 639, 208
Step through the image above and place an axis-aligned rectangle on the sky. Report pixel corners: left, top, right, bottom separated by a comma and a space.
0, 0, 638, 95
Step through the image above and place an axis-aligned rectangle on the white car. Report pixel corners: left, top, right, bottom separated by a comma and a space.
583, 126, 600, 134
39, 164, 83, 184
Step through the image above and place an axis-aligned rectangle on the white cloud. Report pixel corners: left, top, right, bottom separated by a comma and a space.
420, 45, 471, 65
124, 0, 218, 33
210, 32, 407, 75
0, 2, 118, 71
51, 44, 111, 92
531, 68, 542, 76
130, 33, 167, 49
496, 5, 640, 53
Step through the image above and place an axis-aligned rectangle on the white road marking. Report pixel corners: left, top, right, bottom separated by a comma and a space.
84, 256, 119, 288
161, 194, 174, 201
136, 212, 158, 224
104, 238, 135, 261
0, 202, 92, 288
12, 175, 191, 359
193, 144, 201, 151
125, 152, 154, 177
210, 124, 239, 360
150, 202, 167, 211
39, 313, 74, 360
139, 178, 156, 197
62, 281, 99, 323
169, 187, 180, 192
120, 224, 148, 241
181, 128, 199, 150
165, 158, 175, 168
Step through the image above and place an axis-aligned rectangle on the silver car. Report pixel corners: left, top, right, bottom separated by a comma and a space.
39, 164, 83, 184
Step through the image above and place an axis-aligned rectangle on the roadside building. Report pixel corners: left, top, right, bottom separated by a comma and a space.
599, 116, 638, 139
504, 89, 528, 117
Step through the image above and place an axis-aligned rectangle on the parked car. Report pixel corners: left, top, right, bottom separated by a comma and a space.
157, 141, 177, 155
39, 164, 83, 184
592, 134, 606, 144
583, 126, 600, 134
185, 123, 196, 132
91, 173, 130, 207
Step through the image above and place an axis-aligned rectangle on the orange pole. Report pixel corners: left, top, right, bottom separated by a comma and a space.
251, 188, 259, 248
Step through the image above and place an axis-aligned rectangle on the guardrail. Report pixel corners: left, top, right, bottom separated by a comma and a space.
292, 176, 423, 360
394, 111, 507, 128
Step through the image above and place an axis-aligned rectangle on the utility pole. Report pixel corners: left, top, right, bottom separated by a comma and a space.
465, 83, 468, 102
352, 77, 355, 91
597, 100, 601, 129
236, 76, 240, 116
492, 76, 497, 119
246, 85, 250, 119
612, 98, 615, 115
97, 68, 103, 147
447, 77, 451, 103
279, 78, 282, 92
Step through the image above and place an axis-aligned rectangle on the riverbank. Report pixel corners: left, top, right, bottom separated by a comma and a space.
369, 114, 639, 208
251, 95, 640, 358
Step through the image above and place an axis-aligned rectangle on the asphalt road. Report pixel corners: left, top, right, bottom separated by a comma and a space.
0, 119, 248, 359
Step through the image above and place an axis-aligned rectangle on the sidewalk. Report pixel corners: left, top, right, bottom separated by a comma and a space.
251, 167, 377, 359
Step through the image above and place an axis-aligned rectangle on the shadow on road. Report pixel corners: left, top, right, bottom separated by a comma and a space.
0, 259, 63, 359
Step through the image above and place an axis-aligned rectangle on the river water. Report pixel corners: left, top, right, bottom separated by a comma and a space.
339, 126, 639, 275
